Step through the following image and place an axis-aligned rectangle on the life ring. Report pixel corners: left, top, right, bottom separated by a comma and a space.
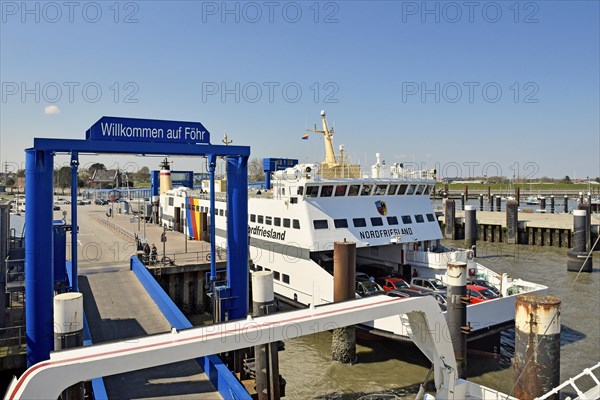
468, 268, 476, 277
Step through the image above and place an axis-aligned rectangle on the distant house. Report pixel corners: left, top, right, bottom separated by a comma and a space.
91, 169, 123, 189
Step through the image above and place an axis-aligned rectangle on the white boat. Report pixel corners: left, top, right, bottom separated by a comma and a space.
159, 111, 547, 342
526, 196, 540, 205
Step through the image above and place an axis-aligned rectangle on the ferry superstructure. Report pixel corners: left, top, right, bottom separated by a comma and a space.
159, 112, 547, 341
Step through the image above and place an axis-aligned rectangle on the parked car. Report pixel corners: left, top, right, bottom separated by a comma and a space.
387, 288, 425, 298
356, 280, 385, 297
94, 199, 108, 205
378, 277, 410, 292
356, 272, 371, 282
467, 279, 500, 296
467, 285, 499, 304
410, 277, 448, 294
54, 198, 70, 205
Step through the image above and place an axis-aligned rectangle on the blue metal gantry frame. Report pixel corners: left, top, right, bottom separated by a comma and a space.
25, 137, 250, 366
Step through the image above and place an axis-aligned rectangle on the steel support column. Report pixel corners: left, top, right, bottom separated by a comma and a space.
70, 152, 79, 291
25, 149, 55, 366
227, 155, 249, 320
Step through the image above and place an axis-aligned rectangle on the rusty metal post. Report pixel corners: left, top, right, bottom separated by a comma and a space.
447, 262, 468, 379
479, 194, 484, 211
252, 271, 280, 400
514, 294, 561, 400
550, 195, 555, 214
506, 200, 519, 244
444, 199, 456, 239
487, 186, 492, 210
464, 185, 469, 201
461, 192, 465, 211
332, 240, 356, 364
515, 187, 520, 205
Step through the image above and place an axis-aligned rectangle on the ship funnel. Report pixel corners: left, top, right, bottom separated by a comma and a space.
159, 158, 172, 195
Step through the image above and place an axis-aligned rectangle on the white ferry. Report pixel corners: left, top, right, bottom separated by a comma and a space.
159, 111, 547, 342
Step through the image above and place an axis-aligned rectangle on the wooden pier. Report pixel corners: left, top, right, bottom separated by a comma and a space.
444, 210, 600, 249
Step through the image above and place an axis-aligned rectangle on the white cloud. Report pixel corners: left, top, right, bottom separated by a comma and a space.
44, 105, 61, 115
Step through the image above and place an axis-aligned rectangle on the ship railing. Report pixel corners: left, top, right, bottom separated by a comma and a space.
0, 324, 26, 348
405, 248, 469, 268
536, 362, 600, 400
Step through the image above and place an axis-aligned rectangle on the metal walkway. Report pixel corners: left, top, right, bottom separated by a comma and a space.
74, 206, 221, 399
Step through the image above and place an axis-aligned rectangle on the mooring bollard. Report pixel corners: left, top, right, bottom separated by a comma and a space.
495, 195, 502, 212
563, 195, 569, 214
514, 294, 561, 400
579, 191, 584, 205
461, 192, 465, 211
515, 187, 520, 205
54, 293, 84, 400
539, 197, 546, 213
444, 199, 456, 239
464, 205, 476, 250
488, 190, 494, 211
506, 200, 519, 244
567, 209, 593, 272
550, 195, 555, 214
479, 194, 484, 211
447, 262, 468, 379
252, 271, 280, 400
332, 240, 357, 364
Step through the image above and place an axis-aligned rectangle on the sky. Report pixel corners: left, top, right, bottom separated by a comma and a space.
1, 0, 599, 180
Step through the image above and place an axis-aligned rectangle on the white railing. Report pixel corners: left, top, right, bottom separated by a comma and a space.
536, 362, 600, 400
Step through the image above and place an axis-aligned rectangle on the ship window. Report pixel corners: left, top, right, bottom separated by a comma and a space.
370, 217, 384, 226
196, 205, 199, 212
398, 185, 408, 195
297, 186, 304, 195
423, 185, 431, 195
388, 184, 398, 195
406, 185, 415, 195
168, 197, 174, 206
348, 185, 360, 196
387, 216, 399, 225
219, 209, 224, 216
265, 216, 272, 225
415, 214, 425, 223
415, 185, 424, 195
334, 218, 348, 228
250, 214, 256, 222
374, 185, 388, 195
274, 217, 281, 226
353, 218, 367, 227
361, 185, 373, 196
320, 185, 333, 197
306, 185, 319, 197
313, 220, 328, 229
290, 197, 298, 204
273, 271, 280, 281
283, 218, 291, 228
335, 185, 347, 196
426, 213, 436, 222
401, 215, 412, 224
293, 219, 300, 229
282, 274, 290, 284
258, 215, 264, 224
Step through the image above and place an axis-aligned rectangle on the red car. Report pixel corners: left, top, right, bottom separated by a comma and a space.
467, 285, 499, 304
378, 277, 410, 292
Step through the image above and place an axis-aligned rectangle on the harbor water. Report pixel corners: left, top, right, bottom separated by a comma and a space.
275, 242, 599, 399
